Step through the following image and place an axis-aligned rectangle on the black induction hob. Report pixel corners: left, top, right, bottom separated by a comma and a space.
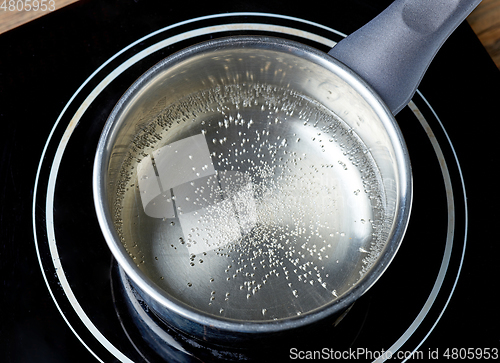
2, 0, 499, 362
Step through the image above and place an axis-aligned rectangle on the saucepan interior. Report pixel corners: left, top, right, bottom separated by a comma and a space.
93, 36, 411, 341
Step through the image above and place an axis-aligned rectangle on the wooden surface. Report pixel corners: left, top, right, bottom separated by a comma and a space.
0, 0, 79, 34
467, 0, 500, 68
1, 0, 499, 69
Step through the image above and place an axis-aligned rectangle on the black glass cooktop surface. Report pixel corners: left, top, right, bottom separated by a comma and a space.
2, 0, 499, 362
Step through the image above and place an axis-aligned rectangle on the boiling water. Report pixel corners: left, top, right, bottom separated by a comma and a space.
113, 83, 388, 321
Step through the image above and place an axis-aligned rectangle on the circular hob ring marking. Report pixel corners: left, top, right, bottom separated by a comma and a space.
32, 12, 467, 363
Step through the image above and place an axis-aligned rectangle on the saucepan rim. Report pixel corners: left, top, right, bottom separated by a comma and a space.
93, 35, 412, 336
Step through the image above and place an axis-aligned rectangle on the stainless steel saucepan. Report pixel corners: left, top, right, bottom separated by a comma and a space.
93, 0, 480, 346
